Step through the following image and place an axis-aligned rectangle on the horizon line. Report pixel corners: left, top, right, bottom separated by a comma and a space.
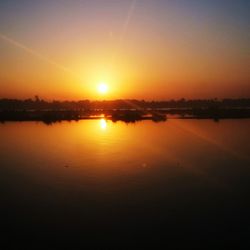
1, 97, 250, 102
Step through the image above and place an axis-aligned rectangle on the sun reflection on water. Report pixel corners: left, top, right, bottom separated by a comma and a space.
100, 118, 107, 130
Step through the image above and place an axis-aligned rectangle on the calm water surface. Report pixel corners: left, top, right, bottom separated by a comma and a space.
1, 119, 250, 247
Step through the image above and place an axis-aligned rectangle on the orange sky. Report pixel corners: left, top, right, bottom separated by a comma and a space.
0, 0, 249, 100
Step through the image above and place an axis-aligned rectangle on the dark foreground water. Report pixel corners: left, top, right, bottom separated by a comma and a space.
1, 119, 250, 248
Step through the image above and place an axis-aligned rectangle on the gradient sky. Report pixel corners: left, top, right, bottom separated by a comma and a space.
0, 0, 249, 100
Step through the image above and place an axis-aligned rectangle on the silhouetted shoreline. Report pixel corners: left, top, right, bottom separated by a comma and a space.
1, 98, 250, 124
0, 97, 250, 124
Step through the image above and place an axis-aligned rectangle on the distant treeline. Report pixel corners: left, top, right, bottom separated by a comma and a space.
1, 97, 250, 111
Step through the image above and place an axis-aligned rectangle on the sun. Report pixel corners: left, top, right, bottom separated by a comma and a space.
98, 83, 108, 94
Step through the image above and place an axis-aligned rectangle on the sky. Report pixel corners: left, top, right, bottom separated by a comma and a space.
0, 0, 249, 100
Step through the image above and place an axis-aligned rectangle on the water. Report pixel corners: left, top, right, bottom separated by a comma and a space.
1, 119, 250, 247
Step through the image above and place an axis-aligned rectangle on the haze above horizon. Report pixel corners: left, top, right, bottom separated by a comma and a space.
0, 0, 249, 100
